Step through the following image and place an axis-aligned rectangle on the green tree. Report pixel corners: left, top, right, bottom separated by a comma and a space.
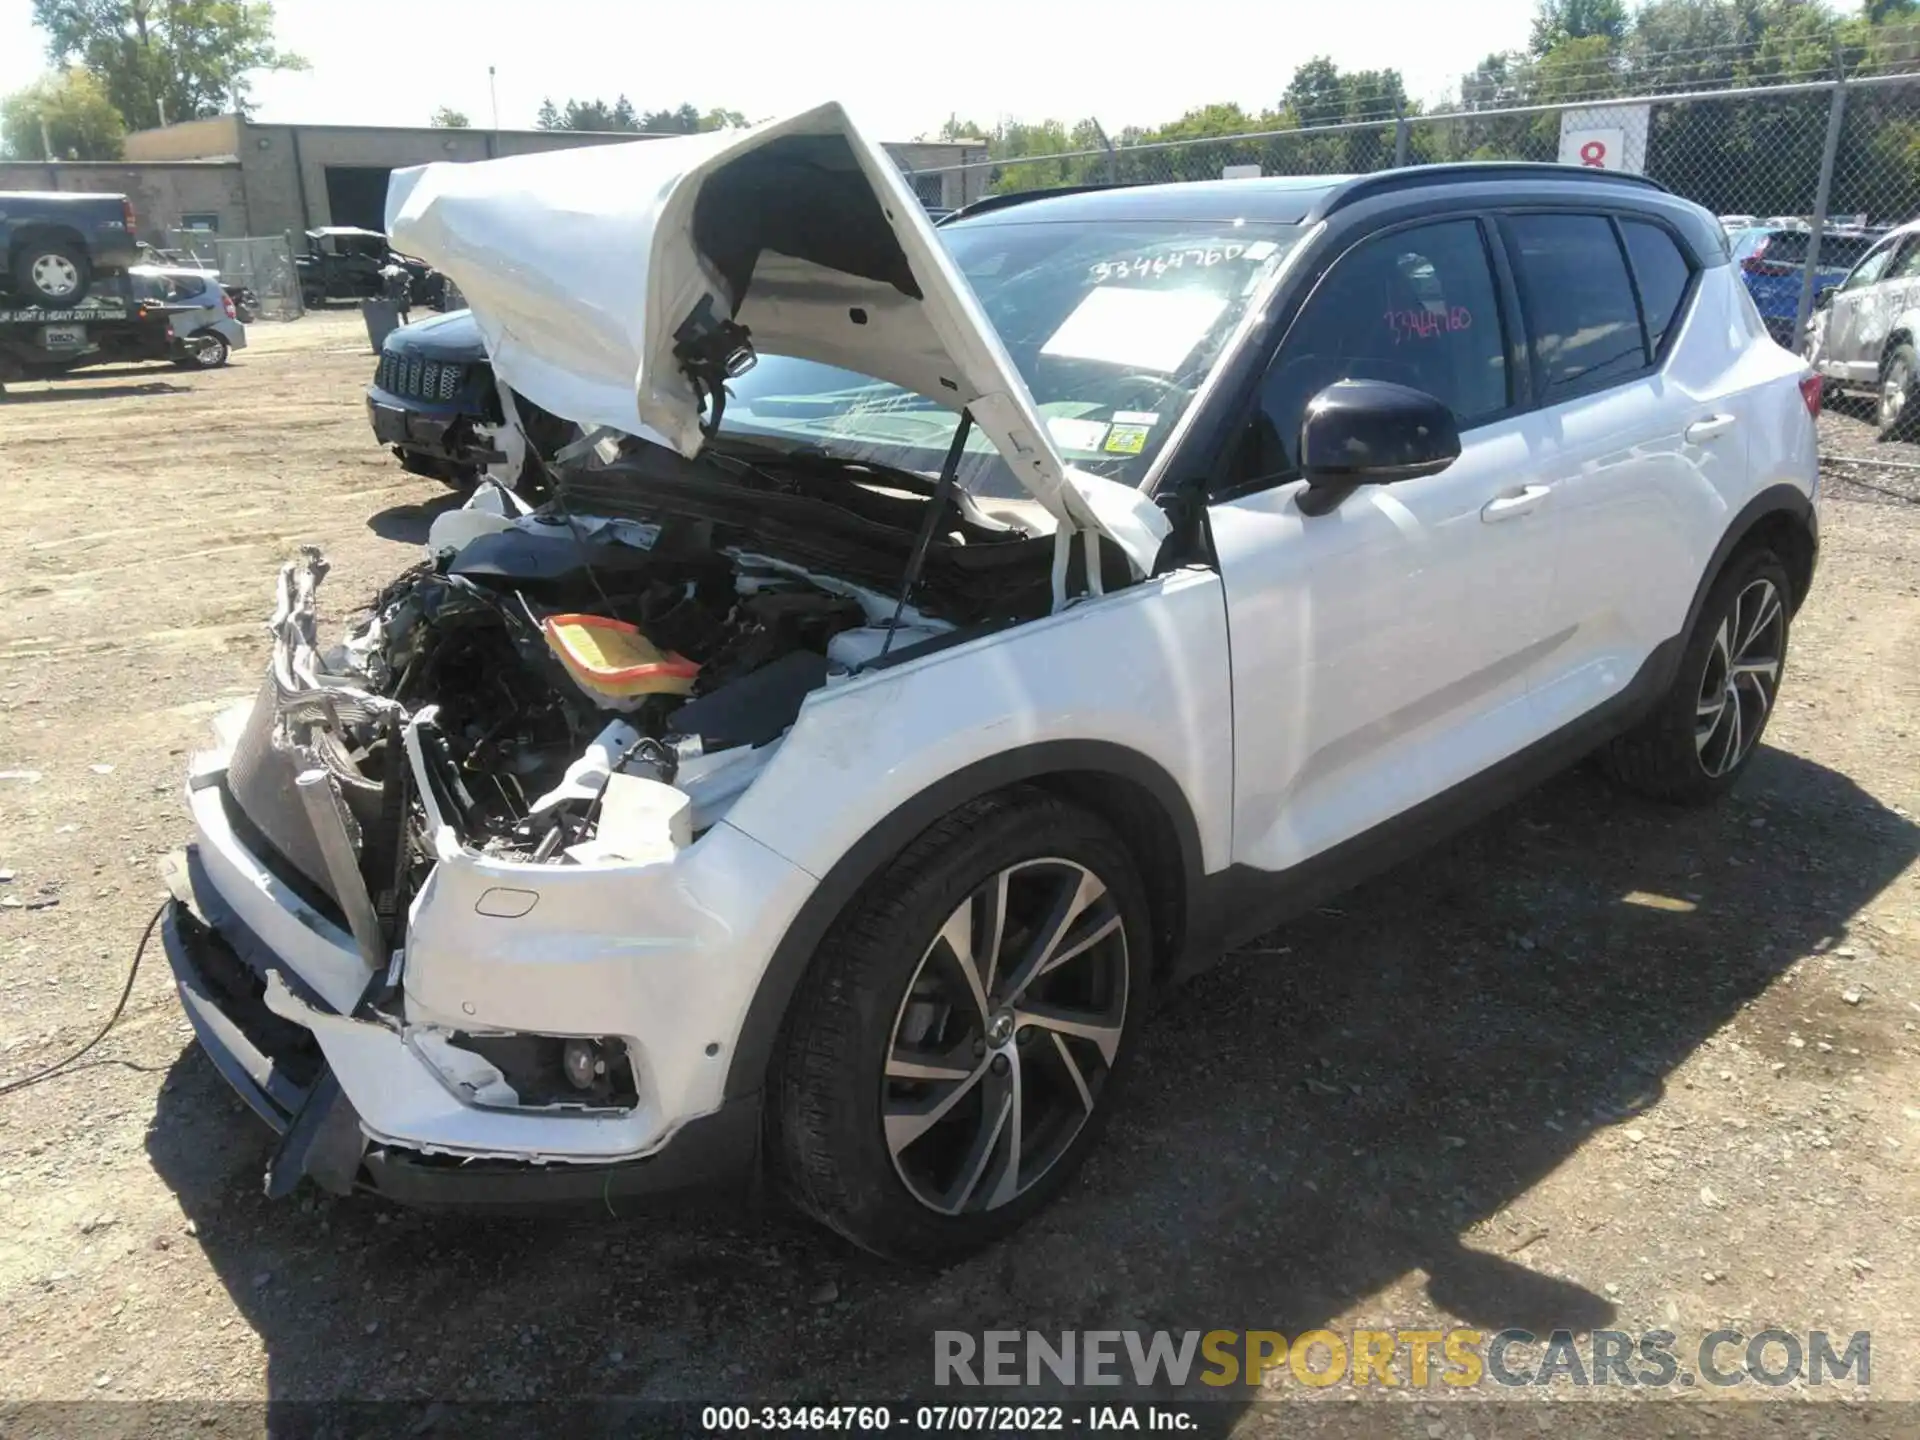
559, 97, 626, 130
1530, 0, 1629, 55
429, 105, 469, 128
639, 103, 703, 133
1, 66, 127, 159
29, 0, 305, 127
535, 96, 561, 129
702, 107, 749, 130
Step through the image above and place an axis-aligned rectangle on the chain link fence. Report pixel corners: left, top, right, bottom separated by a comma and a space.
904, 57, 1920, 351
157, 230, 305, 322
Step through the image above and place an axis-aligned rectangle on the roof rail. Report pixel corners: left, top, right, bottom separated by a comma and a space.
1311, 162, 1668, 221
941, 181, 1137, 224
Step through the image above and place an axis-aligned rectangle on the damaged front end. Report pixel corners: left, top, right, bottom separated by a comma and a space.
161, 429, 1116, 1204
161, 99, 1180, 1208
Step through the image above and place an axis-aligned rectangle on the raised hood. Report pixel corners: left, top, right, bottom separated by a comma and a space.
385, 101, 1166, 572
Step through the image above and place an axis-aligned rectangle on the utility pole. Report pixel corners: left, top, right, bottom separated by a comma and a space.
157, 95, 168, 127
39, 115, 54, 163
489, 66, 499, 131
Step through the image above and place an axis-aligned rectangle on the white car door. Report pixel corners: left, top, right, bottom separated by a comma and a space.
1493, 212, 1729, 733
1826, 234, 1908, 383
1209, 216, 1563, 876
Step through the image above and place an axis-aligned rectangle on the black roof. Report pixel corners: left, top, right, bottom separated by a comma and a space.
944, 163, 1721, 266
948, 163, 1671, 227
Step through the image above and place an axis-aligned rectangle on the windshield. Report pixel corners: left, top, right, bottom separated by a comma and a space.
718, 218, 1305, 497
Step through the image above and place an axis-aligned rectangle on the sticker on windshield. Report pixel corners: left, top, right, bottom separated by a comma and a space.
1041, 286, 1230, 374
1105, 423, 1153, 455
1047, 416, 1111, 452
1113, 410, 1160, 426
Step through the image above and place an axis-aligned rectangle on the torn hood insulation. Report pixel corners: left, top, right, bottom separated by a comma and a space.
385, 101, 1167, 573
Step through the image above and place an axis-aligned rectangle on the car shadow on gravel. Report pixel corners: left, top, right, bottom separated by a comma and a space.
142, 744, 1919, 1411
365, 490, 465, 545
5, 381, 188, 403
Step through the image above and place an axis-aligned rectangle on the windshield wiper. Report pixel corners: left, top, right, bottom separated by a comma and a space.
703, 431, 941, 497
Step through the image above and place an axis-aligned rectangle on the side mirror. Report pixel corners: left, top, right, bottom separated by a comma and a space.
1814, 287, 1834, 311
1296, 379, 1462, 515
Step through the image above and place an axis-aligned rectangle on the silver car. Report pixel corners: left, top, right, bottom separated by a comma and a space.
128, 264, 247, 368
1805, 219, 1920, 437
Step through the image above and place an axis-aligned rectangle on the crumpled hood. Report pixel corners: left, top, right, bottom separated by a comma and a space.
384, 101, 1167, 572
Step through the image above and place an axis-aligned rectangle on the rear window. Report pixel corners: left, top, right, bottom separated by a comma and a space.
1507, 214, 1647, 400
1759, 230, 1877, 268
1621, 220, 1694, 353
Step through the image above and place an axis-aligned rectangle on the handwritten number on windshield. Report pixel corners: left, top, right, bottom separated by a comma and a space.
1387, 306, 1473, 342
1089, 245, 1247, 283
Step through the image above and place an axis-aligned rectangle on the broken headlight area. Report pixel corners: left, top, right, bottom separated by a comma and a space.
410, 1029, 640, 1113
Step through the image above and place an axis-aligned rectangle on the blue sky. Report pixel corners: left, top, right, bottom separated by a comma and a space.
2, 0, 1544, 139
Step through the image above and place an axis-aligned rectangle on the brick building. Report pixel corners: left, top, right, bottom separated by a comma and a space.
0, 114, 989, 245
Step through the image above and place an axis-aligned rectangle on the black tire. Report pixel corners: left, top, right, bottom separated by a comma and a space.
1877, 342, 1918, 440
1602, 546, 1792, 804
11, 239, 90, 305
175, 334, 229, 369
773, 788, 1148, 1264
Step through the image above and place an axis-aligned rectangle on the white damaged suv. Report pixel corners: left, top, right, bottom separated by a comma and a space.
162, 105, 1820, 1263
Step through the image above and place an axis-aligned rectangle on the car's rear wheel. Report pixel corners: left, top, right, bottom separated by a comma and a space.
774, 789, 1147, 1264
179, 334, 229, 368
1602, 546, 1791, 804
12, 240, 90, 305
1878, 342, 1918, 440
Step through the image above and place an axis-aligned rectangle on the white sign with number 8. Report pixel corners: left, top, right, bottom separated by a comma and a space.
1561, 127, 1626, 170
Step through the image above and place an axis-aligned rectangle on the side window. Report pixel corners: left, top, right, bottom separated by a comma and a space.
1621, 220, 1694, 354
1835, 238, 1896, 291
1234, 218, 1508, 481
1883, 241, 1920, 283
1507, 213, 1647, 400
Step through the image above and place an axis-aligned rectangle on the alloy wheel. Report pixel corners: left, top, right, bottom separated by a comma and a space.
882, 858, 1129, 1216
1883, 356, 1910, 428
194, 337, 229, 367
1695, 577, 1784, 778
30, 253, 79, 298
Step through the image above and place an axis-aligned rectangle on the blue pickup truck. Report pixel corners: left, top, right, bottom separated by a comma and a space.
1, 190, 141, 306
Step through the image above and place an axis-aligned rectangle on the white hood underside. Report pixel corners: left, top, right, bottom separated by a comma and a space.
385, 101, 1167, 575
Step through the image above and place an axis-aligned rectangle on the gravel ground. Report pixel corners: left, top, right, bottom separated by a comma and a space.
1, 313, 1917, 1435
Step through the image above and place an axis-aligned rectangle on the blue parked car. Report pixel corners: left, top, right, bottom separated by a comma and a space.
1732, 224, 1884, 346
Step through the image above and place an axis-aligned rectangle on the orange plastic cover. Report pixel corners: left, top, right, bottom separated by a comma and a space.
541, 613, 700, 699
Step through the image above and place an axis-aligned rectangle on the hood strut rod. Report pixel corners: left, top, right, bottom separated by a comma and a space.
878, 409, 973, 664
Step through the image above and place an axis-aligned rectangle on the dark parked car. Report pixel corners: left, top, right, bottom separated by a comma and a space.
367, 307, 563, 489
0, 190, 141, 306
298, 227, 445, 309
1732, 223, 1886, 345
369, 308, 507, 484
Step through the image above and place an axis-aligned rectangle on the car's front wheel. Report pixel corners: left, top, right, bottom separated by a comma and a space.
774, 790, 1147, 1264
1878, 342, 1918, 440
1603, 546, 1791, 804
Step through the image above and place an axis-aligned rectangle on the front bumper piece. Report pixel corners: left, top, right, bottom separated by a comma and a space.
161, 757, 763, 1212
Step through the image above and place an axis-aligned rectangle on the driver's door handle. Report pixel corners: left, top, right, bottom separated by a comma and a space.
1685, 414, 1738, 443
1481, 484, 1551, 522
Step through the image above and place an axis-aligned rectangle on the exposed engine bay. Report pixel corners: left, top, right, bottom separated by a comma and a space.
245, 433, 1136, 919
